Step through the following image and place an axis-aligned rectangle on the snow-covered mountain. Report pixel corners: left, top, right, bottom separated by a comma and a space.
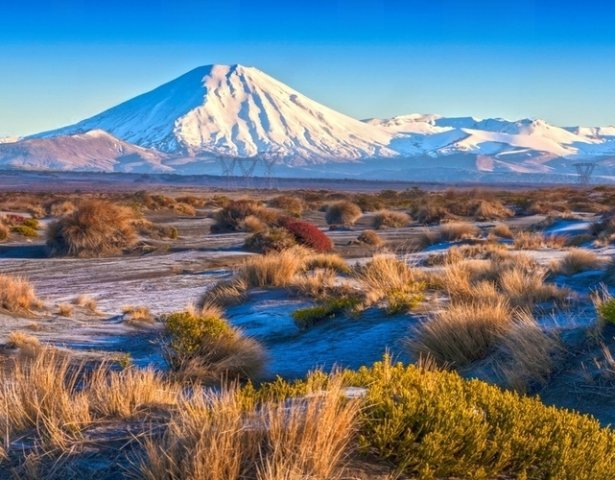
4, 63, 615, 181
0, 130, 169, 173
35, 64, 395, 163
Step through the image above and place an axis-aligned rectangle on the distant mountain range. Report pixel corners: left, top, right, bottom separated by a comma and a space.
2, 64, 614, 182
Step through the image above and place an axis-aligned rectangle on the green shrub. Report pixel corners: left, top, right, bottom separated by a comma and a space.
292, 296, 361, 329
385, 288, 424, 314
248, 356, 615, 480
164, 309, 232, 356
11, 225, 38, 237
598, 297, 615, 325
22, 218, 39, 229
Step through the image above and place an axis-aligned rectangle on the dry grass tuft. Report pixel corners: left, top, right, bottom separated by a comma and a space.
200, 278, 248, 308
495, 311, 561, 391
372, 209, 411, 229
357, 229, 384, 246
409, 300, 512, 366
439, 221, 480, 241
7, 330, 42, 356
72, 294, 98, 312
122, 305, 154, 325
238, 247, 310, 288
491, 223, 513, 238
46, 199, 138, 257
137, 376, 358, 480
553, 248, 604, 275
513, 231, 565, 250
0, 274, 42, 312
325, 201, 362, 226
56, 303, 73, 317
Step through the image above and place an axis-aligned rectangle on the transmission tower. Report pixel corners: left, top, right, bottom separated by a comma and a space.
573, 162, 595, 186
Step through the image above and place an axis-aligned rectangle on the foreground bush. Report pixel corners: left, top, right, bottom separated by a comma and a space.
0, 274, 41, 312
353, 357, 615, 480
325, 201, 362, 226
244, 227, 297, 253
279, 217, 333, 252
46, 200, 137, 257
162, 306, 265, 382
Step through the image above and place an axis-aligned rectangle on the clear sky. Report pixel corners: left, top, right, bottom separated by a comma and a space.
2, 0, 615, 136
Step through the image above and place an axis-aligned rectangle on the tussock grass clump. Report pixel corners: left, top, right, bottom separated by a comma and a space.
372, 209, 411, 229
473, 199, 514, 220
122, 305, 154, 325
138, 377, 358, 480
163, 305, 265, 382
439, 221, 480, 241
238, 247, 309, 288
200, 278, 248, 308
496, 311, 561, 391
491, 223, 513, 238
425, 242, 508, 266
409, 300, 512, 366
357, 229, 383, 246
268, 194, 306, 217
355, 255, 425, 313
56, 303, 73, 317
11, 224, 38, 237
212, 199, 279, 233
244, 227, 297, 253
48, 200, 76, 217
554, 248, 603, 275
0, 274, 42, 312
513, 231, 565, 250
46, 199, 138, 257
0, 222, 8, 241
73, 294, 97, 312
7, 330, 42, 356
325, 201, 362, 226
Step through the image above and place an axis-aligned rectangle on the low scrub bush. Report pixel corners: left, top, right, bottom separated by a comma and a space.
357, 229, 383, 246
325, 201, 362, 226
268, 194, 306, 217
439, 221, 480, 241
163, 306, 265, 382
554, 248, 603, 275
244, 227, 297, 253
212, 199, 279, 233
513, 231, 565, 249
122, 305, 154, 325
0, 274, 42, 312
56, 303, 73, 317
11, 225, 38, 237
473, 199, 514, 220
279, 217, 333, 252
46, 200, 138, 257
73, 294, 98, 312
372, 209, 411, 229
292, 296, 361, 329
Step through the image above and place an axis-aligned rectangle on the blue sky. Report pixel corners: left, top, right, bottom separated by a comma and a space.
2, 0, 615, 136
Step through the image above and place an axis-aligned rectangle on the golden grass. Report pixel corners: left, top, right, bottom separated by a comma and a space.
200, 277, 248, 308
46, 199, 138, 257
0, 274, 42, 312
496, 311, 561, 391
554, 248, 604, 275
137, 376, 359, 480
499, 267, 567, 308
409, 300, 512, 366
72, 294, 98, 312
357, 229, 384, 246
122, 305, 154, 325
238, 247, 310, 288
7, 330, 42, 356
513, 231, 565, 250
439, 221, 480, 241
56, 303, 73, 317
325, 201, 362, 226
372, 209, 411, 229
491, 223, 513, 238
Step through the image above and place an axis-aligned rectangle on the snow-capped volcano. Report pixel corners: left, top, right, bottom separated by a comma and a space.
7, 63, 615, 182
35, 64, 395, 163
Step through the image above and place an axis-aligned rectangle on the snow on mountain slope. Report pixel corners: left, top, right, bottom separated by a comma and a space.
35, 64, 396, 163
0, 136, 19, 144
0, 130, 170, 173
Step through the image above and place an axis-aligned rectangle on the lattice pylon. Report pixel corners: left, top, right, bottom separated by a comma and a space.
573, 162, 595, 186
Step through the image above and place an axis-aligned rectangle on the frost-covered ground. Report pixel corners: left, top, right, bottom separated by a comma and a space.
3, 211, 615, 424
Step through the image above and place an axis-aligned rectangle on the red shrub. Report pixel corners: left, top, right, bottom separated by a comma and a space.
5, 214, 26, 225
279, 217, 333, 252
